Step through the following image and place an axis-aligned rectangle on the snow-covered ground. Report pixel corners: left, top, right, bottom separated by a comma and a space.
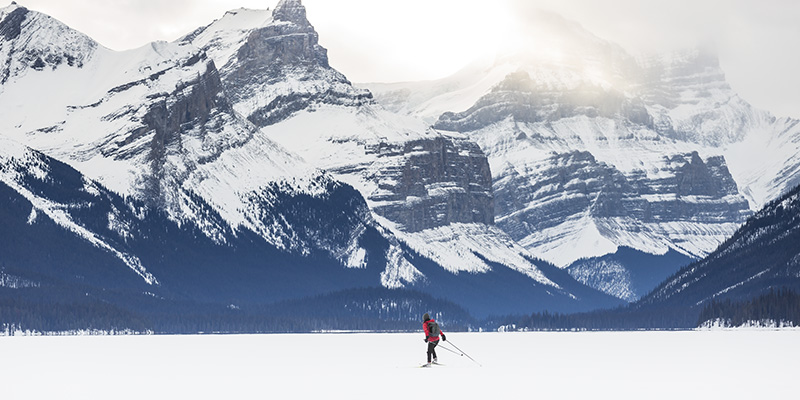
1, 330, 797, 399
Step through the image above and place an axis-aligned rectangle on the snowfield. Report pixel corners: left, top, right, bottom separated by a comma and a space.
2, 330, 797, 399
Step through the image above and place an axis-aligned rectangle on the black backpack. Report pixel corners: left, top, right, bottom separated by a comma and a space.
427, 320, 440, 337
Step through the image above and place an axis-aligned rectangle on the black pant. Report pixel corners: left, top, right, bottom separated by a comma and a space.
427, 340, 438, 363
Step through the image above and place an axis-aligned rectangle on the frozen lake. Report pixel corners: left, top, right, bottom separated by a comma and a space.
2, 330, 797, 399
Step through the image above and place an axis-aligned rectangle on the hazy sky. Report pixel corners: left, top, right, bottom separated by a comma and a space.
14, 0, 800, 118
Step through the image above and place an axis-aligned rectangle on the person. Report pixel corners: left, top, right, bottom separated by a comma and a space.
422, 313, 446, 366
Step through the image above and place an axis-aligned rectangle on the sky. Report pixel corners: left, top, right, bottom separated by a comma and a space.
12, 0, 800, 118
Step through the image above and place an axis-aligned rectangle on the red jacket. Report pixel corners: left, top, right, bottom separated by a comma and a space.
423, 319, 442, 342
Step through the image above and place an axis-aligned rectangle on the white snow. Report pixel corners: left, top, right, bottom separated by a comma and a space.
377, 217, 559, 288
380, 242, 424, 289
725, 118, 800, 208
177, 5, 568, 292
0, 38, 216, 198
182, 8, 273, 70
443, 110, 759, 266
0, 272, 39, 289
25, 206, 37, 225
569, 258, 637, 301
0, 331, 797, 399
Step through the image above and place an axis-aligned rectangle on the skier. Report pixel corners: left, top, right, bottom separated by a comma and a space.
422, 313, 446, 367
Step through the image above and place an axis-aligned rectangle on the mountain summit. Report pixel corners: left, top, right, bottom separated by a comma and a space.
0, 3, 98, 84
184, 2, 371, 127
273, 0, 309, 24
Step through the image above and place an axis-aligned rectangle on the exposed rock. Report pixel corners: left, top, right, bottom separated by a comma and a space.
272, 0, 310, 25
137, 59, 231, 206
493, 148, 751, 264
0, 6, 27, 40
219, 1, 372, 127
0, 6, 95, 83
639, 183, 800, 309
366, 135, 493, 232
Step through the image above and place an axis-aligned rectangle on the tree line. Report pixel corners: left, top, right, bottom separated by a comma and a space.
0, 286, 475, 334
696, 288, 800, 327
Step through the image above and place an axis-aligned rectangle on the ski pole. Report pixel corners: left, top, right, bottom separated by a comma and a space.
441, 340, 482, 367
435, 344, 462, 356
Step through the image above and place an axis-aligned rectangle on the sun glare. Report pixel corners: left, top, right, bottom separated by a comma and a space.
305, 0, 518, 82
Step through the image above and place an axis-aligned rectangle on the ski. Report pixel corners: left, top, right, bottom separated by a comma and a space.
420, 362, 444, 368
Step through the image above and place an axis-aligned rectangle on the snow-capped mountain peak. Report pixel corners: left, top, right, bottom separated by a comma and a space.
0, 3, 99, 84
185, 1, 369, 127
273, 0, 309, 24
179, 8, 272, 71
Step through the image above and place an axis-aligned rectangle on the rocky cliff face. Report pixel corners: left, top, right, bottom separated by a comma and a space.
636, 49, 766, 146
434, 70, 755, 265
205, 0, 373, 127
131, 56, 231, 207
366, 133, 493, 232
492, 147, 750, 264
0, 4, 96, 83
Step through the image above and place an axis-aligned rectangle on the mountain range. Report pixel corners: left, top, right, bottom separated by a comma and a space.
1, 1, 798, 332
366, 9, 800, 301
0, 1, 623, 332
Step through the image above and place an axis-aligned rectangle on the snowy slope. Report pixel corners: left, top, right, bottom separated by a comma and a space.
183, 1, 372, 127
0, 3, 97, 84
0, 136, 157, 285
636, 48, 800, 209
365, 56, 522, 125
426, 57, 753, 268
